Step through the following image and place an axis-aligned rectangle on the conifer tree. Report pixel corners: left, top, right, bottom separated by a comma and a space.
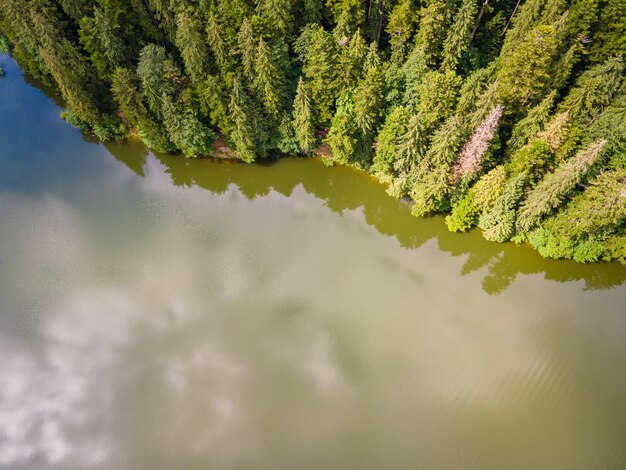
413, 0, 449, 67
0, 0, 50, 81
386, 0, 416, 63
229, 79, 259, 163
136, 44, 173, 119
176, 8, 211, 84
199, 74, 231, 134
337, 29, 367, 92
161, 93, 216, 157
353, 46, 383, 134
452, 105, 504, 181
440, 0, 479, 72
497, 24, 559, 109
111, 67, 174, 153
237, 18, 256, 81
256, 0, 294, 36
30, 3, 105, 128
500, 0, 546, 58
371, 106, 410, 182
254, 37, 285, 118
479, 172, 527, 242
57, 0, 94, 22
557, 57, 624, 126
517, 140, 606, 232
206, 14, 228, 71
302, 26, 339, 124
589, 0, 626, 62
507, 91, 556, 153
326, 95, 359, 165
292, 77, 316, 153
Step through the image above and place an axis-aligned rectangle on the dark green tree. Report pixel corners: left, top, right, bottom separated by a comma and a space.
176, 8, 211, 84
293, 77, 317, 153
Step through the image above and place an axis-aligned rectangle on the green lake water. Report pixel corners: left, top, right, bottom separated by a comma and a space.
1, 55, 626, 469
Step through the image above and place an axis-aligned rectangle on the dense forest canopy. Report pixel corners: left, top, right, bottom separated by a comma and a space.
1, 0, 625, 262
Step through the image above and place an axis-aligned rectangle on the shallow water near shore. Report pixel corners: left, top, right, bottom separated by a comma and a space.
2, 54, 626, 469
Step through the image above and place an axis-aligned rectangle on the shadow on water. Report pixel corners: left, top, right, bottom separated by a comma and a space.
105, 140, 626, 295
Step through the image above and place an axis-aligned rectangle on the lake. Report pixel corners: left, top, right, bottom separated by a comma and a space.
1, 54, 626, 469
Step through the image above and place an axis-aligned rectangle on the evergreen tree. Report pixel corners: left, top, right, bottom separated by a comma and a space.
337, 29, 367, 92
302, 26, 339, 124
517, 140, 606, 231
293, 77, 317, 153
111, 67, 174, 153
176, 8, 211, 84
371, 106, 410, 182
557, 57, 624, 126
497, 24, 560, 109
478, 172, 527, 242
589, 0, 626, 62
57, 0, 94, 22
206, 13, 228, 71
414, 0, 449, 67
229, 79, 259, 163
386, 0, 416, 63
353, 45, 383, 134
30, 3, 105, 128
507, 91, 556, 153
237, 18, 256, 81
199, 74, 231, 134
256, 0, 294, 36
136, 44, 173, 119
326, 93, 359, 165
441, 0, 479, 72
254, 37, 286, 117
161, 93, 216, 157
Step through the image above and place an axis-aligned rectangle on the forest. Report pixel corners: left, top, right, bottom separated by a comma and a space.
0, 0, 624, 262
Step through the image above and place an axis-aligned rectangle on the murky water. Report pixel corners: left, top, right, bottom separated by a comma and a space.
1, 55, 626, 469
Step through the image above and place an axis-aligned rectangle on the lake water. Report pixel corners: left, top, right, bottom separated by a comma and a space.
1, 55, 626, 469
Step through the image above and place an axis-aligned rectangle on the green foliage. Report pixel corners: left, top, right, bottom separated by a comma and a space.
137, 44, 173, 119
413, 70, 462, 129
229, 79, 260, 163
111, 67, 174, 153
161, 94, 215, 157
506, 138, 553, 187
60, 108, 89, 131
254, 37, 286, 117
0, 31, 12, 54
441, 0, 479, 72
507, 91, 556, 153
471, 165, 508, 212
386, 0, 417, 63
414, 0, 449, 67
353, 49, 383, 134
529, 170, 626, 261
446, 193, 479, 232
557, 57, 624, 126
256, 0, 294, 36
337, 29, 367, 92
479, 172, 527, 242
176, 8, 211, 84
589, 0, 626, 62
293, 77, 317, 153
301, 26, 339, 124
237, 18, 256, 81
497, 24, 560, 110
206, 14, 228, 71
371, 106, 410, 182
517, 140, 606, 232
